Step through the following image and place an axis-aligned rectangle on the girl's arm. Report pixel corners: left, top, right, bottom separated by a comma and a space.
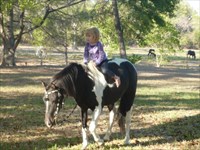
95, 42, 106, 65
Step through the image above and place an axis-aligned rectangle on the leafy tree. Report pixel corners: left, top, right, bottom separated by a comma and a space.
142, 0, 199, 67
85, 0, 180, 57
172, 0, 200, 49
144, 22, 180, 67
0, 0, 85, 66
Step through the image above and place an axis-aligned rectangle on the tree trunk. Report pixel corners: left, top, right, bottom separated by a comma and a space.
64, 46, 68, 65
1, 6, 25, 66
1, 41, 16, 66
1, 7, 16, 66
112, 0, 126, 58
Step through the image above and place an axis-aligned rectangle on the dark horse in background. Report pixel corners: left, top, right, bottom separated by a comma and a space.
148, 49, 156, 58
42, 58, 137, 150
187, 50, 196, 59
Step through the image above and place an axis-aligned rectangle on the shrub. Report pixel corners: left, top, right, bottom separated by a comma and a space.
127, 54, 142, 64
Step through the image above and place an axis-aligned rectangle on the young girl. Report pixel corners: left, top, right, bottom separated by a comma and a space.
83, 27, 121, 87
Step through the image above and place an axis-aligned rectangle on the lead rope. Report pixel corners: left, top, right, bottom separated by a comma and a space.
65, 104, 77, 120
57, 103, 78, 126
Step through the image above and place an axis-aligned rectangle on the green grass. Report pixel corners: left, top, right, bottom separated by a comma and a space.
0, 48, 200, 150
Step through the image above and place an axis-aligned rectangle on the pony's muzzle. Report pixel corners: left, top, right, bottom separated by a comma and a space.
45, 116, 55, 128
45, 120, 55, 128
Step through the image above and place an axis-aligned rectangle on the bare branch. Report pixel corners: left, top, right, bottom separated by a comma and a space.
40, 26, 67, 48
14, 10, 25, 50
22, 0, 85, 34
50, 0, 86, 12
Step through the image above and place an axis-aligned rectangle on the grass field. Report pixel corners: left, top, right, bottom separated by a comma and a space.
0, 47, 200, 150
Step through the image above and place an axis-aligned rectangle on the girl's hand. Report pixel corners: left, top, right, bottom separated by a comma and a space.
93, 60, 97, 66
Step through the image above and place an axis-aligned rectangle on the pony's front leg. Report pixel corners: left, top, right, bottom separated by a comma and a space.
89, 105, 104, 145
104, 105, 116, 141
81, 110, 88, 150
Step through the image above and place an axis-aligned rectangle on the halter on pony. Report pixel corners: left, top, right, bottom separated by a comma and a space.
43, 88, 64, 116
43, 81, 77, 122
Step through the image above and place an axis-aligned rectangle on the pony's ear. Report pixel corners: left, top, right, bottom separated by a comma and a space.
41, 81, 47, 88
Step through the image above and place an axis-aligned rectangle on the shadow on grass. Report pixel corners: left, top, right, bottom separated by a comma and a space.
135, 92, 200, 110
136, 64, 199, 80
0, 96, 77, 133
0, 136, 82, 150
0, 66, 64, 87
99, 113, 200, 149
0, 111, 199, 150
133, 113, 200, 146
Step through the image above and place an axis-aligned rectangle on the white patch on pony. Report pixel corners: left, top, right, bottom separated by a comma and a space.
45, 101, 49, 113
87, 61, 108, 104
109, 58, 128, 66
87, 61, 107, 88
89, 105, 103, 143
81, 127, 88, 150
109, 58, 137, 77
110, 57, 137, 71
104, 105, 116, 141
87, 61, 108, 144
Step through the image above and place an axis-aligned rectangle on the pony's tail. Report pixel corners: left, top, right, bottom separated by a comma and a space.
116, 111, 125, 134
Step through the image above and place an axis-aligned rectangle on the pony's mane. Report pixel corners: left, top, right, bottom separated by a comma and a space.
53, 63, 79, 80
50, 63, 83, 96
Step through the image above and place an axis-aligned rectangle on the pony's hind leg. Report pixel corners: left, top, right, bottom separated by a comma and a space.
124, 106, 133, 144
104, 104, 117, 141
117, 102, 133, 145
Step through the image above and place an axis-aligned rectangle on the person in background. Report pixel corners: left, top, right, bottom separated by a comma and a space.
83, 27, 121, 87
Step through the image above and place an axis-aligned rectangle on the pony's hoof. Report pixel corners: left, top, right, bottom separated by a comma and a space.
103, 135, 110, 141
97, 139, 104, 146
124, 140, 130, 145
81, 142, 88, 150
81, 146, 87, 150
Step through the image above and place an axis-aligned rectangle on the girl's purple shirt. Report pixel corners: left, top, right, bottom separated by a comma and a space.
83, 41, 107, 65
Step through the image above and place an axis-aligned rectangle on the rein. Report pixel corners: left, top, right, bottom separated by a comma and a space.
56, 104, 77, 125
65, 103, 77, 120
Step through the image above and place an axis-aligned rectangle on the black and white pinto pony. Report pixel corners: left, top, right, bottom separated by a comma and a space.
42, 58, 137, 149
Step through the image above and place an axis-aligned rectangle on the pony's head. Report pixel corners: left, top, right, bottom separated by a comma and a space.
42, 81, 64, 128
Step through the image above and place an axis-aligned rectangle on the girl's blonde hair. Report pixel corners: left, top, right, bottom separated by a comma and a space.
85, 27, 100, 43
